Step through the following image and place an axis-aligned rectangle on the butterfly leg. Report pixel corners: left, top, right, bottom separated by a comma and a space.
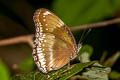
67, 54, 74, 73
67, 62, 71, 74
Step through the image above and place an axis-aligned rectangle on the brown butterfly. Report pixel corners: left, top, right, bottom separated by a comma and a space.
32, 8, 81, 73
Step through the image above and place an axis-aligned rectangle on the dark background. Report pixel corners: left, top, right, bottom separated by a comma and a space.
0, 0, 120, 79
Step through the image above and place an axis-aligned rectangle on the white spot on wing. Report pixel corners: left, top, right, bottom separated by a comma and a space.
43, 19, 46, 21
33, 9, 59, 73
33, 9, 48, 73
38, 54, 44, 59
45, 24, 48, 26
46, 28, 48, 30
43, 11, 51, 15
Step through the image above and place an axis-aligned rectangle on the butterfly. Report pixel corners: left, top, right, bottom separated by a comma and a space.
32, 8, 82, 73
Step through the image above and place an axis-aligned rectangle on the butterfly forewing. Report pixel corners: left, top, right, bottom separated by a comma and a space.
33, 8, 78, 73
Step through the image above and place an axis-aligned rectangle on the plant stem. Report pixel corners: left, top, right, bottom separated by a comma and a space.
0, 18, 120, 46
70, 18, 120, 31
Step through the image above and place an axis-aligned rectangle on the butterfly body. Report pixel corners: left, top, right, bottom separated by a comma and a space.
32, 8, 79, 73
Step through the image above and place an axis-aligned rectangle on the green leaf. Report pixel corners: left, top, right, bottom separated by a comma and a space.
59, 61, 96, 80
17, 57, 35, 72
12, 61, 96, 80
52, 0, 120, 27
0, 59, 10, 80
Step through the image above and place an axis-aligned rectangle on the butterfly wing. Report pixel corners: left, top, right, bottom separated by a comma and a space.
33, 8, 78, 73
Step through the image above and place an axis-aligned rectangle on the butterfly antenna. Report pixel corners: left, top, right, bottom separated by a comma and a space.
78, 29, 92, 50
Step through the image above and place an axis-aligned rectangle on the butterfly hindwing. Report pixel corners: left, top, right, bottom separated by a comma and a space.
33, 8, 78, 73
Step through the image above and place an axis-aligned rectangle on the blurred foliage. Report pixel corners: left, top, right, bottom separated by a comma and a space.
17, 57, 35, 72
53, 0, 120, 27
79, 44, 93, 56
103, 51, 120, 67
110, 71, 120, 79
82, 63, 111, 80
0, 59, 10, 80
79, 44, 93, 63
